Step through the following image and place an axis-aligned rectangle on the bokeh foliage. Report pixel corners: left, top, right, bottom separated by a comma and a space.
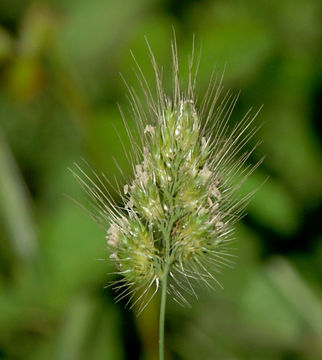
0, 0, 321, 359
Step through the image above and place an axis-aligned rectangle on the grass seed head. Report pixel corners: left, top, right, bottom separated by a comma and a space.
73, 37, 261, 312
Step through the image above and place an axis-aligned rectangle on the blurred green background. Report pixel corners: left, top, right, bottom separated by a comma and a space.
0, 0, 321, 359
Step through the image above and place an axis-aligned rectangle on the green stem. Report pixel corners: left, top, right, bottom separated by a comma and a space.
159, 199, 175, 360
159, 265, 169, 360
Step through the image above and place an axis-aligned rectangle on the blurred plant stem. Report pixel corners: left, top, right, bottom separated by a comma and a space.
0, 127, 37, 261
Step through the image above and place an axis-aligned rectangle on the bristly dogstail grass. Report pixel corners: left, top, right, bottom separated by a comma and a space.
71, 36, 262, 360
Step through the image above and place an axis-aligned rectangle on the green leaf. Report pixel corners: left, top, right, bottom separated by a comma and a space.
0, 128, 38, 260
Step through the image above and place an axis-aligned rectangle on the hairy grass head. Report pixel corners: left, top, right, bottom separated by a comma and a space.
72, 37, 262, 313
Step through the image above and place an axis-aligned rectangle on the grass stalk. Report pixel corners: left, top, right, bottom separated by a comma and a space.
159, 264, 169, 360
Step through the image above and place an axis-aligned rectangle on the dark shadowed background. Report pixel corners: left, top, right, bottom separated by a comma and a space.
0, 0, 321, 359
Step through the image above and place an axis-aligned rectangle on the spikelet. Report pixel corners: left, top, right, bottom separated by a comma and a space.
72, 37, 262, 313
